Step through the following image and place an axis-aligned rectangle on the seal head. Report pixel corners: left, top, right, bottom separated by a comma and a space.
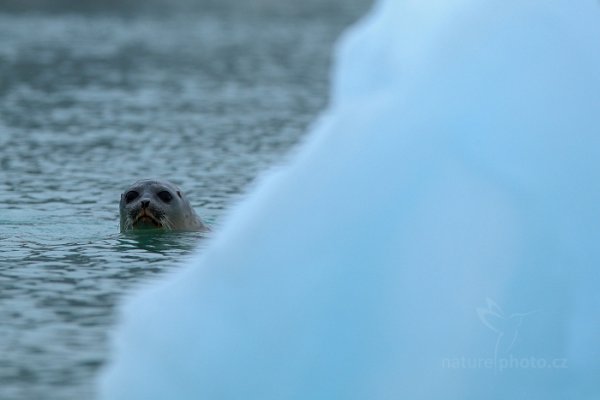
119, 179, 207, 232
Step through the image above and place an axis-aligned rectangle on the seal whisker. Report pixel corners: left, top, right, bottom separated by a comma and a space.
161, 216, 174, 231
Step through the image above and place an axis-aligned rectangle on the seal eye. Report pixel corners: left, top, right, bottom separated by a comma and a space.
124, 191, 139, 204
157, 190, 173, 203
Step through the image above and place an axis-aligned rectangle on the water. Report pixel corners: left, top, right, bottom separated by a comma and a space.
0, 1, 371, 399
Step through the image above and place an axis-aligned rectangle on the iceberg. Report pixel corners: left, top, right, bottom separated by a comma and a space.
99, 0, 600, 399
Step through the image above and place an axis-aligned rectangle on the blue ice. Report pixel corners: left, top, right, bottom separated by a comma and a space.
99, 1, 600, 399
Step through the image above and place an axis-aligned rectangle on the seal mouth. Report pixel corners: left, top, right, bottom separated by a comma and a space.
132, 210, 163, 228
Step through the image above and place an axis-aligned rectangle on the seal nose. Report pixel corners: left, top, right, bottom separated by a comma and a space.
141, 200, 150, 209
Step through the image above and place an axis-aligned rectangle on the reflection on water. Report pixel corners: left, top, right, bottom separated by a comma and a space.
0, 1, 371, 399
116, 230, 210, 255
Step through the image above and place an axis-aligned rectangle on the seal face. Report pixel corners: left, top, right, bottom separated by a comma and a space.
119, 179, 208, 232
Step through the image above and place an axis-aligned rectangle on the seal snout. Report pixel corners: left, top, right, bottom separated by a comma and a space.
140, 200, 150, 209
133, 208, 162, 228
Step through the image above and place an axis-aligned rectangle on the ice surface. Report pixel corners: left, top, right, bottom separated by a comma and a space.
99, 1, 600, 399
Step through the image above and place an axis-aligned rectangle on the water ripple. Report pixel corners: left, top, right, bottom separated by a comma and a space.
0, 2, 371, 399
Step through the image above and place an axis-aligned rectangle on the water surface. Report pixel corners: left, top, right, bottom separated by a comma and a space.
0, 1, 370, 398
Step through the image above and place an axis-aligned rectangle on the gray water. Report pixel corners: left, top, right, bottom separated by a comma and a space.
0, 2, 370, 399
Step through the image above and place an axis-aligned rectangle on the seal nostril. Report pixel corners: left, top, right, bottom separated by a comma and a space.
141, 200, 150, 209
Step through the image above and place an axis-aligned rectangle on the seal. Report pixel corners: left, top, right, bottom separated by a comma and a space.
119, 179, 208, 232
